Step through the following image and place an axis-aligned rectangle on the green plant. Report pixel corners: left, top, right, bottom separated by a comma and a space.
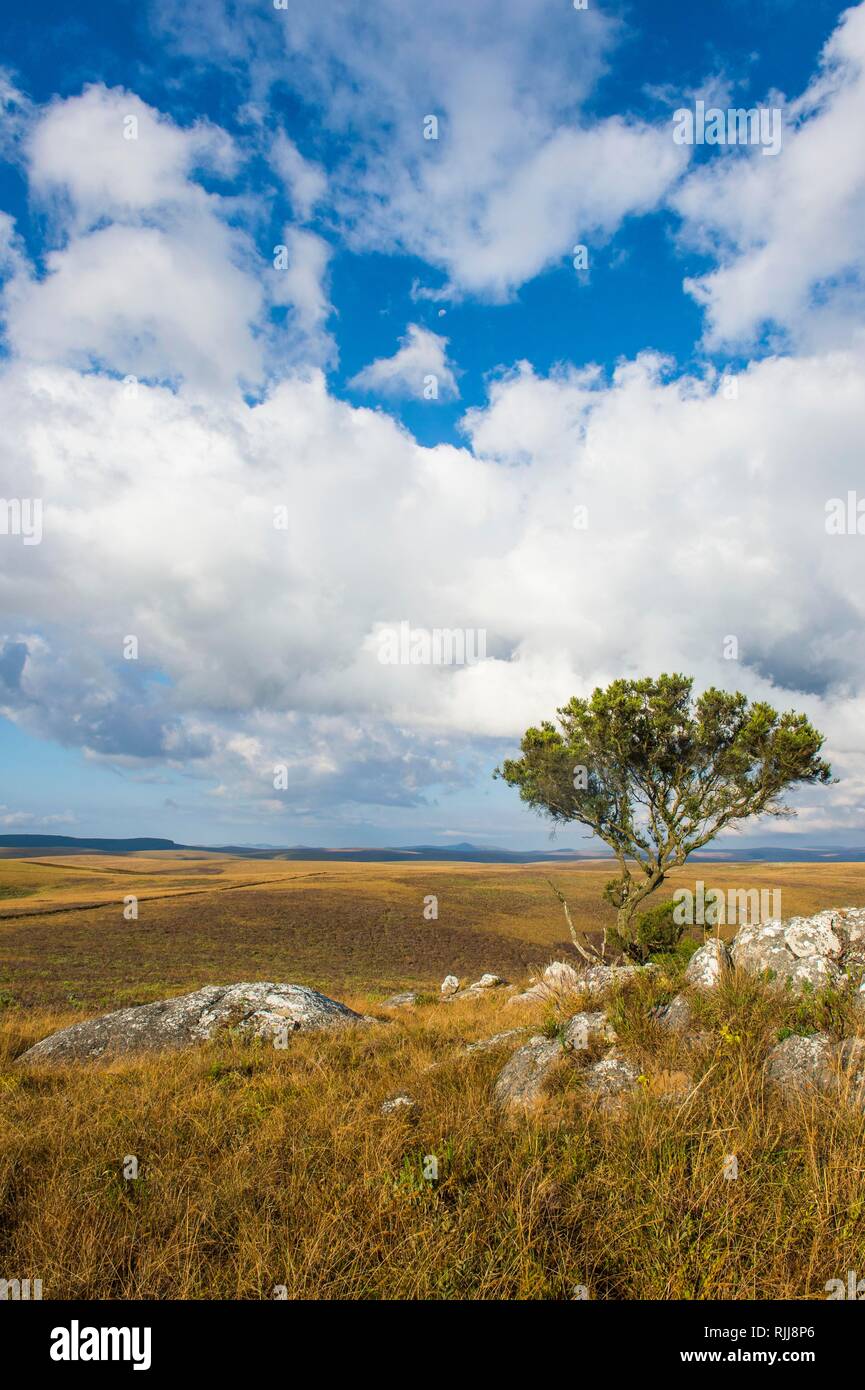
496, 674, 833, 957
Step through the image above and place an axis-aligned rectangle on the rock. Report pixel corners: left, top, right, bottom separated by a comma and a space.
440, 975, 460, 997
15, 983, 372, 1064
542, 960, 582, 990
785, 918, 844, 960
444, 972, 506, 1002
493, 1035, 563, 1112
563, 1011, 616, 1051
463, 1028, 529, 1054
764, 1033, 833, 1094
655, 992, 693, 1032
506, 959, 647, 1008
379, 991, 419, 1009
583, 1054, 641, 1104
683, 938, 731, 989
730, 909, 865, 993
381, 1093, 417, 1115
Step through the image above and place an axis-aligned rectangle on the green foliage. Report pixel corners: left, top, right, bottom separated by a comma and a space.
496, 673, 833, 950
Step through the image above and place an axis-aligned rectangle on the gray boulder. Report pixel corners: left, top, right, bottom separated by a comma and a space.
440, 975, 460, 996
379, 991, 419, 1009
730, 914, 851, 992
764, 1033, 833, 1094
493, 1035, 563, 1111
563, 1011, 617, 1051
765, 1032, 865, 1107
583, 1054, 641, 1104
684, 938, 731, 989
16, 982, 372, 1064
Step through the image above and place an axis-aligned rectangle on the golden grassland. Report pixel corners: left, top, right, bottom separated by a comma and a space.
1, 854, 865, 1299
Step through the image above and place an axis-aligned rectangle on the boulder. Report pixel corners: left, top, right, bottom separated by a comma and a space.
765, 1032, 865, 1108
440, 975, 460, 997
684, 938, 731, 989
583, 1054, 641, 1104
563, 1011, 617, 1051
379, 991, 419, 1009
493, 1035, 563, 1112
764, 1033, 833, 1094
444, 972, 506, 1002
16, 983, 372, 1064
730, 908, 865, 993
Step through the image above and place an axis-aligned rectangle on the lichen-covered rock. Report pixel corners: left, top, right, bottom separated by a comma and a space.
381, 1093, 417, 1115
563, 1011, 616, 1051
730, 908, 865, 993
16, 983, 372, 1064
784, 917, 844, 960
684, 938, 731, 989
655, 992, 693, 1032
583, 1054, 641, 1104
493, 1035, 563, 1111
463, 1028, 529, 1054
764, 1033, 833, 1094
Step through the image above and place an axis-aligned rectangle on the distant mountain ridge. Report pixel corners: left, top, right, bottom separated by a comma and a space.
3, 833, 865, 863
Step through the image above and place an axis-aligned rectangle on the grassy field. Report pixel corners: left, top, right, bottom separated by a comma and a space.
2, 854, 865, 1299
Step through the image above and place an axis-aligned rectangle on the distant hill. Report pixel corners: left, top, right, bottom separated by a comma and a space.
0, 834, 179, 852
2, 834, 865, 863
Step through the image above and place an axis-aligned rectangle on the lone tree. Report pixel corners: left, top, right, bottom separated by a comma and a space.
495, 674, 833, 959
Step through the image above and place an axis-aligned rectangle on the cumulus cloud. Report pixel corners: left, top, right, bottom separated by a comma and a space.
1, 85, 334, 390
3, 344, 865, 826
672, 2, 865, 351
156, 0, 688, 300
349, 324, 459, 400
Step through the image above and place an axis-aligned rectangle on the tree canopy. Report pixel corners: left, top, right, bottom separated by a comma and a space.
496, 674, 834, 956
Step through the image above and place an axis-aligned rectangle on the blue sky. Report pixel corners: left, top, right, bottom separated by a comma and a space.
1, 0, 865, 848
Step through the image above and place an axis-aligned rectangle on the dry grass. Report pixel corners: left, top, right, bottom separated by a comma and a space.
2, 965, 865, 1300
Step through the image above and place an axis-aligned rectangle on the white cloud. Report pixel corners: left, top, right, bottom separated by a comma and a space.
270, 131, 326, 221
2, 85, 334, 390
157, 0, 688, 300
349, 324, 459, 400
672, 2, 865, 350
3, 343, 865, 826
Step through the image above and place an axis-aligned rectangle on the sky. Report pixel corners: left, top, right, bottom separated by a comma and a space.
1, 0, 865, 849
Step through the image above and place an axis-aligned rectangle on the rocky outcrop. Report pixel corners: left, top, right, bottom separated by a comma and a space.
16, 983, 373, 1064
506, 959, 645, 1007
582, 1055, 641, 1105
728, 908, 865, 993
